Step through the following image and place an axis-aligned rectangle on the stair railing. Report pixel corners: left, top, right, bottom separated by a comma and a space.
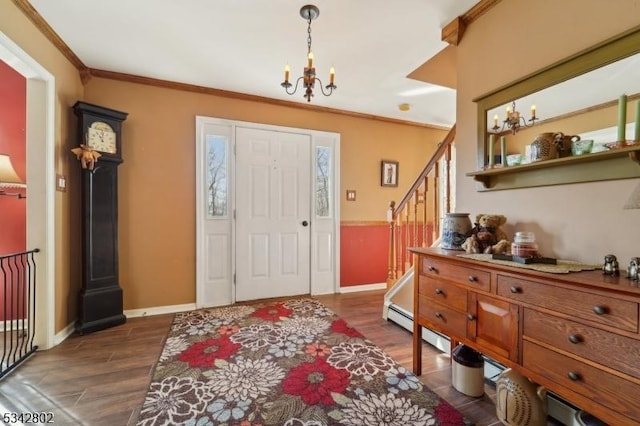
387, 124, 456, 285
0, 248, 40, 379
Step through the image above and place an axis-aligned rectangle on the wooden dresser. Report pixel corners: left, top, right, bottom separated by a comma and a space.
411, 247, 640, 425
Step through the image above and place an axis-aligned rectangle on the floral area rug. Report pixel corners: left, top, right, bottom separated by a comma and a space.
136, 298, 471, 425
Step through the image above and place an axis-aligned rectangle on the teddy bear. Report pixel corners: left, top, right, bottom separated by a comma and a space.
462, 214, 510, 254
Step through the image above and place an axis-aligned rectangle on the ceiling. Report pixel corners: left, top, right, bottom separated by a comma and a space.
27, 0, 482, 127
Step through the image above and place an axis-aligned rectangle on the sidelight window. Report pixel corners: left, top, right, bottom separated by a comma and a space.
207, 135, 228, 217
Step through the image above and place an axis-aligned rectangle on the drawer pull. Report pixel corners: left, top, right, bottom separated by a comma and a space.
568, 334, 582, 344
467, 313, 476, 321
435, 288, 443, 295
468, 275, 477, 282
592, 305, 607, 315
427, 266, 436, 272
567, 371, 581, 381
435, 312, 443, 319
510, 286, 521, 294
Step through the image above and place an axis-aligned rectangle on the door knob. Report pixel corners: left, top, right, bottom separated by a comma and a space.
302, 220, 309, 227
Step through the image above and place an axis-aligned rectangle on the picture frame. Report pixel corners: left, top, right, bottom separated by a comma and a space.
381, 160, 398, 187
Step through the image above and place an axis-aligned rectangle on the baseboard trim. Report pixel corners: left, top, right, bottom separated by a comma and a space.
125, 303, 196, 318
339, 282, 386, 293
53, 322, 75, 346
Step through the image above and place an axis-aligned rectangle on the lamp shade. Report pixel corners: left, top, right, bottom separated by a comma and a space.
0, 154, 25, 188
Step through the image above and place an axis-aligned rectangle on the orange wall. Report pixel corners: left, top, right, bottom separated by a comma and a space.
340, 222, 434, 286
456, 0, 640, 264
0, 60, 26, 254
340, 223, 388, 286
82, 77, 447, 309
1, 1, 86, 332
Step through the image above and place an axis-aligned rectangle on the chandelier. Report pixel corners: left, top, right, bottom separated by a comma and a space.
492, 101, 538, 134
281, 4, 336, 102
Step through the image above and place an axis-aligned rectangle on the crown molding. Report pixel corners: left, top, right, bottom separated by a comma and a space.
442, 0, 502, 46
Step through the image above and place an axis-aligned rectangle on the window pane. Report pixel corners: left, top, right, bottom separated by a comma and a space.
207, 135, 228, 217
316, 146, 331, 217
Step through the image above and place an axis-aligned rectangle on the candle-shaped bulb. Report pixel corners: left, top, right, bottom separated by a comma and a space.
531, 104, 536, 119
329, 66, 335, 85
506, 105, 511, 118
284, 64, 290, 82
493, 114, 499, 127
308, 52, 314, 68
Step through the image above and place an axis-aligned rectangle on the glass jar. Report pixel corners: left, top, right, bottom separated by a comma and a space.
511, 232, 539, 258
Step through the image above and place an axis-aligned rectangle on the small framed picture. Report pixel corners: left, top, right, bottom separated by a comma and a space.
381, 160, 399, 187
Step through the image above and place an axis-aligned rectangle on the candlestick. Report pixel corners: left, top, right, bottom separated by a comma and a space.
488, 134, 495, 167
500, 136, 507, 166
284, 64, 290, 82
308, 52, 314, 68
618, 94, 627, 142
493, 114, 499, 127
635, 99, 640, 141
329, 66, 335, 85
531, 104, 536, 120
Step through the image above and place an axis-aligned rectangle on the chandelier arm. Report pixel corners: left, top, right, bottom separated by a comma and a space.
283, 77, 305, 95
316, 78, 336, 96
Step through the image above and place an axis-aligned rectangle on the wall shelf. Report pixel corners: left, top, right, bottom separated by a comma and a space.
466, 144, 640, 191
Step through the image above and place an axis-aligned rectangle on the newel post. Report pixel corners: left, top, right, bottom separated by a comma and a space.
387, 200, 396, 282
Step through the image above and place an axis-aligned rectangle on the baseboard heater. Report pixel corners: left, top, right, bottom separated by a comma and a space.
386, 303, 583, 426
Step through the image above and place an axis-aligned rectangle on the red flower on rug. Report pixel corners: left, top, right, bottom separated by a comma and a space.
434, 400, 467, 424
330, 318, 362, 338
177, 335, 240, 368
251, 303, 293, 321
282, 357, 350, 405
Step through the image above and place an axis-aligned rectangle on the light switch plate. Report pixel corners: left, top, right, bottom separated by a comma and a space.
56, 174, 67, 192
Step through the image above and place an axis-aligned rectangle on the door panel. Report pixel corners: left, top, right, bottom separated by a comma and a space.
235, 127, 311, 301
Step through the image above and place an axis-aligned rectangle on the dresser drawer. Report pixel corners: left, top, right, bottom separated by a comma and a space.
417, 294, 467, 338
421, 257, 490, 291
523, 341, 640, 423
523, 309, 640, 379
418, 275, 467, 312
497, 275, 638, 332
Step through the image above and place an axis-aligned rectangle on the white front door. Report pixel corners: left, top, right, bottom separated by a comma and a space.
234, 127, 311, 301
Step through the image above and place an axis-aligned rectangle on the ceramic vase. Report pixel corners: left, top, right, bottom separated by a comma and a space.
440, 213, 472, 250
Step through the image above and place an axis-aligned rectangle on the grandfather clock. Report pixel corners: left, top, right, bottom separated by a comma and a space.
73, 101, 128, 334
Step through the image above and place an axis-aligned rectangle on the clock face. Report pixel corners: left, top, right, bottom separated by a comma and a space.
86, 121, 117, 153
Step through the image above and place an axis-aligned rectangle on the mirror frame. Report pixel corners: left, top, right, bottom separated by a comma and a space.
473, 24, 640, 169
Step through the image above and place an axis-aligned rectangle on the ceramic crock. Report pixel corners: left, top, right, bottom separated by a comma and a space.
440, 213, 472, 250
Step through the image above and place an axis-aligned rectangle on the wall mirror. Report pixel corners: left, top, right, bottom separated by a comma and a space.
470, 24, 640, 190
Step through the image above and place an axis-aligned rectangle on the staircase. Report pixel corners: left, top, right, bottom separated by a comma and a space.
386, 124, 456, 287
382, 124, 456, 350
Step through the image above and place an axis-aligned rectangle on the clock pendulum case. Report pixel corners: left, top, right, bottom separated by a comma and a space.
72, 101, 128, 334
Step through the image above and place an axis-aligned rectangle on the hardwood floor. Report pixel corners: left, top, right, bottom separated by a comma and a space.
0, 290, 502, 425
